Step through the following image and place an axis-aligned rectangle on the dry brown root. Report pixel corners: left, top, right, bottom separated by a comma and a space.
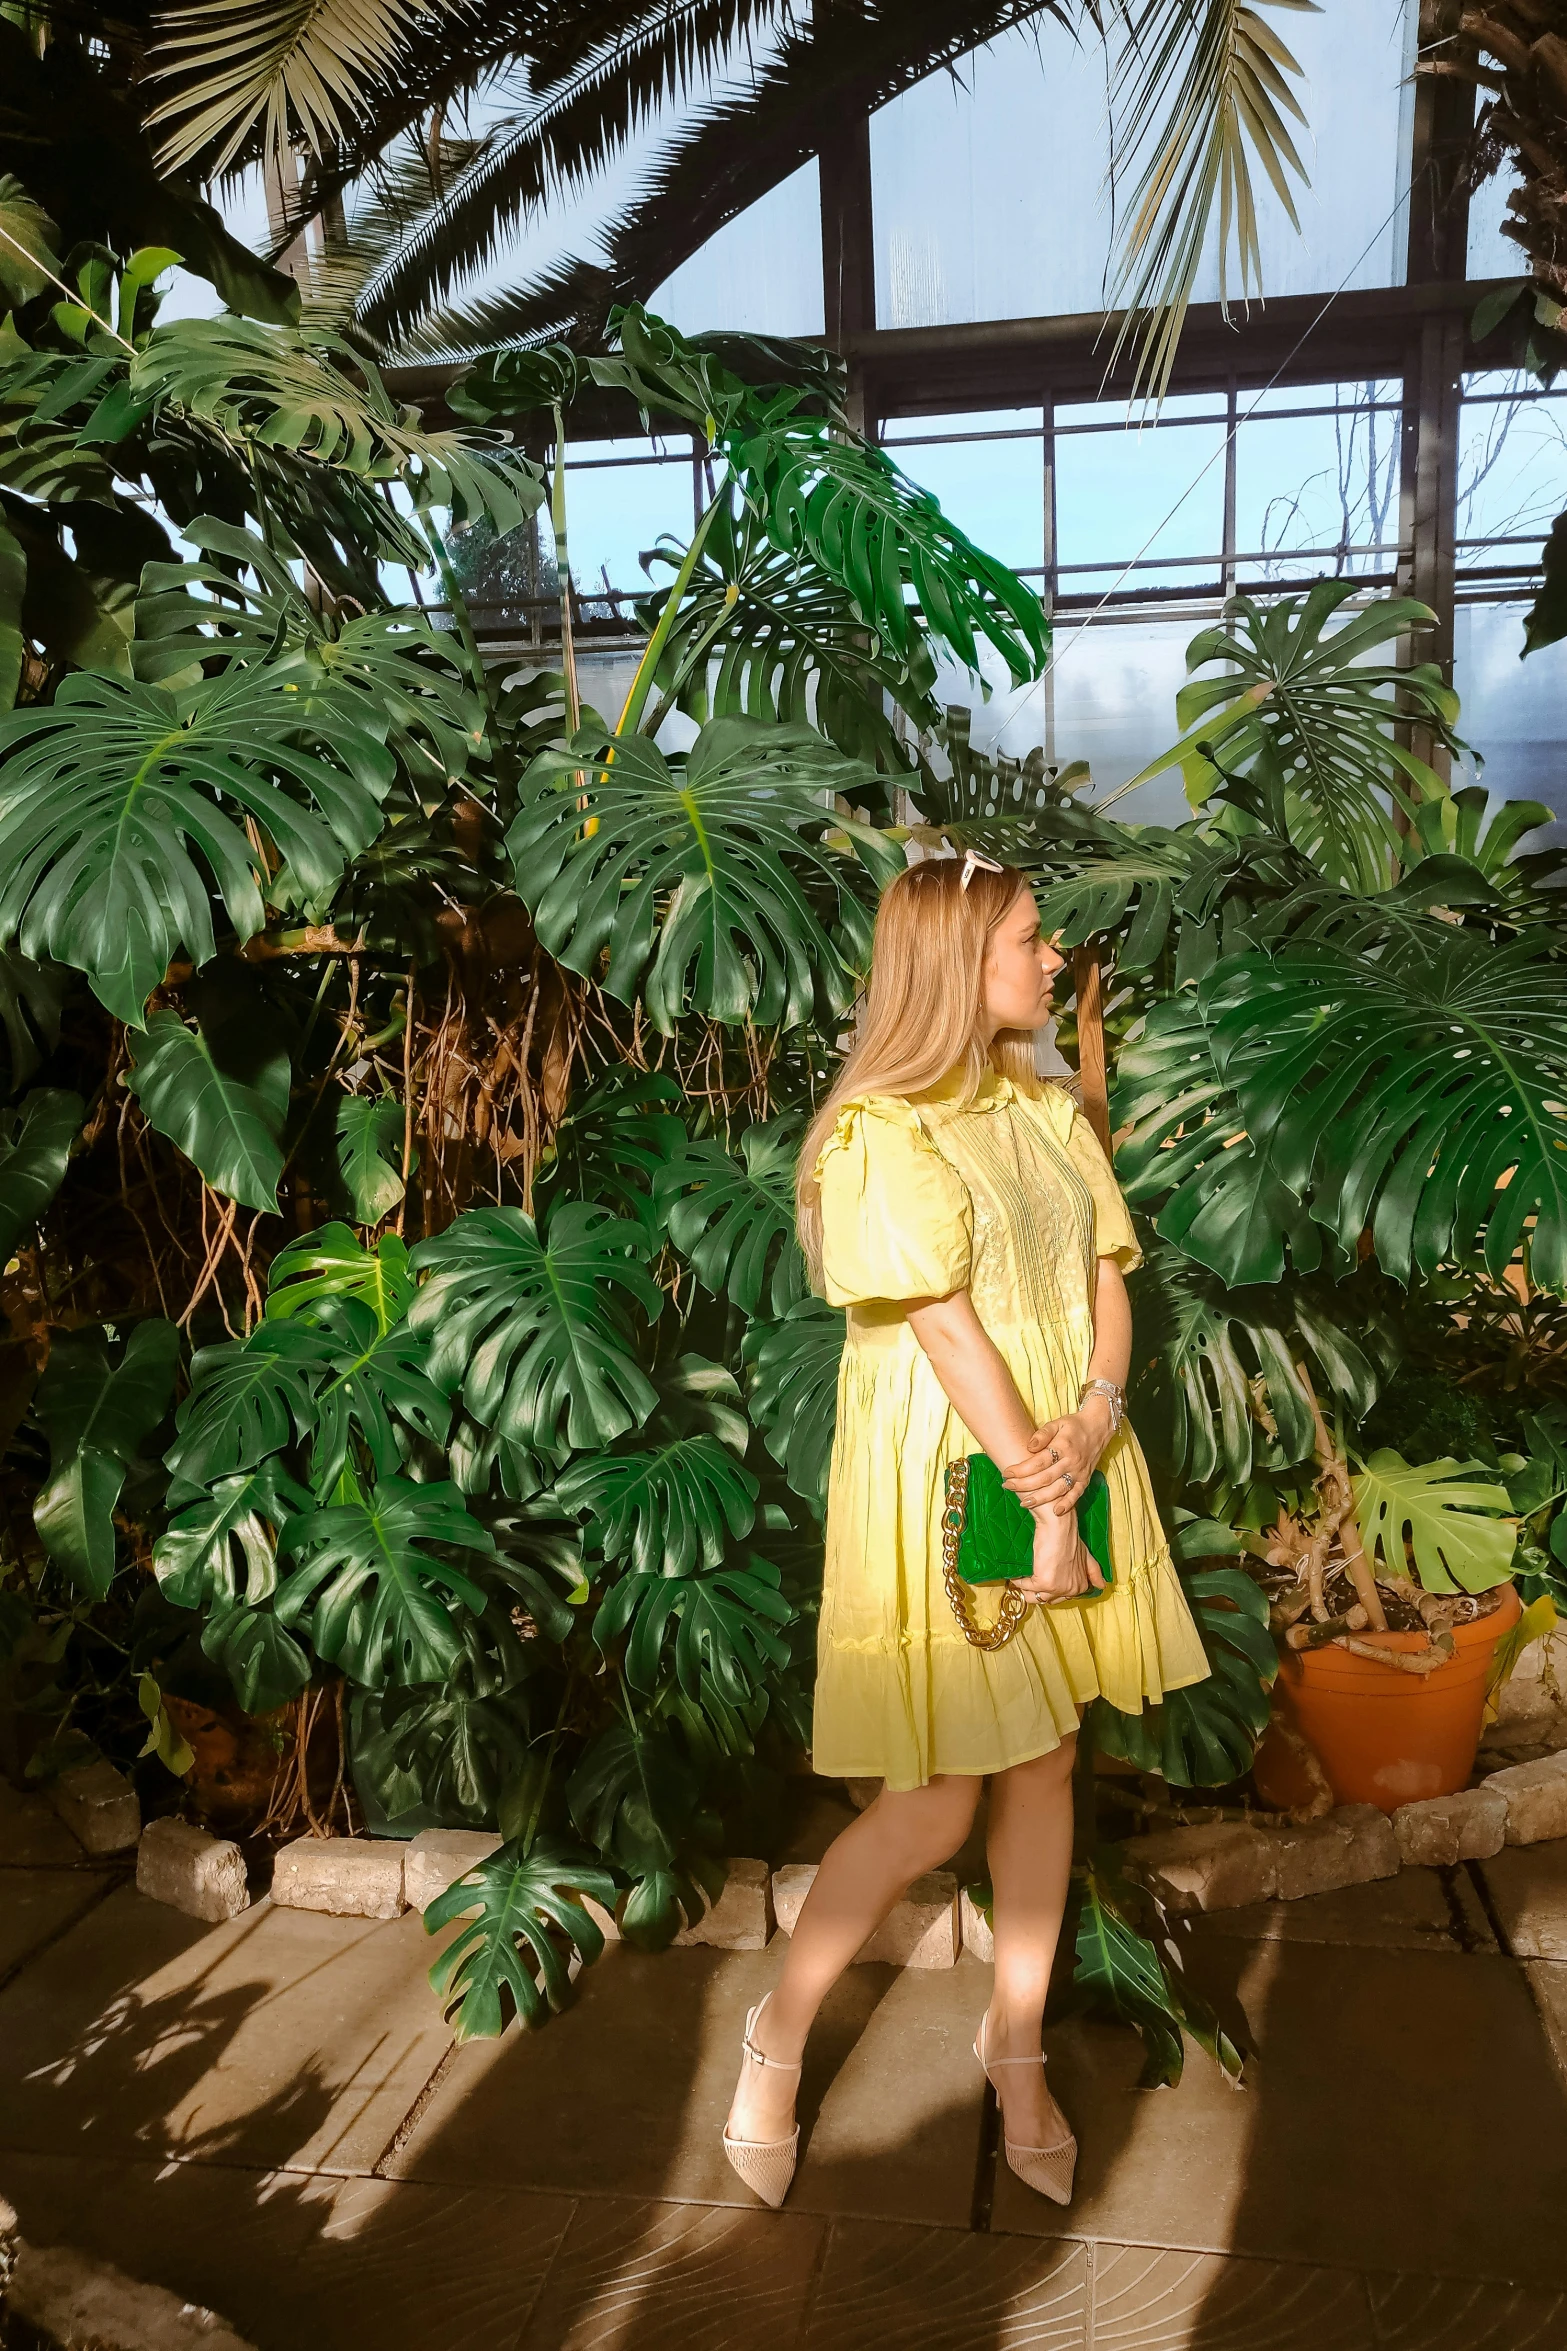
1339, 1632, 1457, 1676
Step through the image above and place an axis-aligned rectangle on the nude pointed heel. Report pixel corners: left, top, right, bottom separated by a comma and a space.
975, 2013, 1077, 2207
722, 1995, 802, 2210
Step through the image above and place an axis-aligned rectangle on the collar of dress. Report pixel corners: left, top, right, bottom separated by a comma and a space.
914, 1064, 1016, 1113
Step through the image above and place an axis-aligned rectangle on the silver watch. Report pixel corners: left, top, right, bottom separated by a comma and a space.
1079, 1377, 1125, 1435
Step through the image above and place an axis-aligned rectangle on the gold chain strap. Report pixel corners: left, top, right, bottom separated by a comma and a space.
941, 1457, 1028, 1652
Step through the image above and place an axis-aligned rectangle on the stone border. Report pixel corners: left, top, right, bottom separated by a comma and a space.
124, 1749, 1567, 1954
1122, 1753, 1567, 1915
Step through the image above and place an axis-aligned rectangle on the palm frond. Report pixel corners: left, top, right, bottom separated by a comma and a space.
146, 0, 476, 179
1098, 0, 1316, 396
352, 0, 1068, 351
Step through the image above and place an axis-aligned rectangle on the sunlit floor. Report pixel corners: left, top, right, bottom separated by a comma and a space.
3, 1780, 1567, 2351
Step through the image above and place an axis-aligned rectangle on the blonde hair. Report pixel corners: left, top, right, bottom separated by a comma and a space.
796, 856, 1041, 1289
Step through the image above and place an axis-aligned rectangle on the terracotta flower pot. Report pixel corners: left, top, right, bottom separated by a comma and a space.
1253, 1583, 1522, 1815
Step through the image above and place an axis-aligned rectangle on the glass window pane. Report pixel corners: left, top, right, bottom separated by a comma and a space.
1060, 394, 1227, 429
1457, 393, 1567, 552
927, 617, 1203, 827
649, 163, 824, 337
1468, 163, 1527, 283
871, 1, 1416, 330
1234, 397, 1403, 582
883, 408, 1043, 443
1454, 604, 1567, 832
1245, 380, 1401, 415
889, 428, 1044, 572
565, 447, 695, 602
1055, 412, 1226, 590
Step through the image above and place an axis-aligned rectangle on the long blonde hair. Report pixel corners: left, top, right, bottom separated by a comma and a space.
796, 855, 1041, 1288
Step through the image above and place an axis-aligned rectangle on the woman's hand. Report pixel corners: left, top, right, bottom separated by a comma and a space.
1004, 1396, 1115, 1516
1008, 1504, 1104, 1604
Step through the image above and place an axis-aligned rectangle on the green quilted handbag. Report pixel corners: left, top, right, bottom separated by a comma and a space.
940, 1454, 1113, 1651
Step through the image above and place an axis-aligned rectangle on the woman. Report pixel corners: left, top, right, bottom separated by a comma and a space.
722, 850, 1210, 2211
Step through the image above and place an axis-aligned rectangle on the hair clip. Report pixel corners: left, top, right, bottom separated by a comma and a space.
958, 847, 1005, 892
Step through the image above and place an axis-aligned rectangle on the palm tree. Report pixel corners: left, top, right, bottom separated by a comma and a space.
71, 0, 1314, 388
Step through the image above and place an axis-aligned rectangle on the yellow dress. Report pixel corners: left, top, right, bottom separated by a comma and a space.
811, 1067, 1210, 1790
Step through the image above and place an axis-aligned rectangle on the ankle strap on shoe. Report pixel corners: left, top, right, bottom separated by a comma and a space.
743, 2032, 802, 2074
986, 2052, 1046, 2067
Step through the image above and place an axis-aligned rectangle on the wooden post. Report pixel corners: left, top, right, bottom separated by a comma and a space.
1072, 942, 1112, 1156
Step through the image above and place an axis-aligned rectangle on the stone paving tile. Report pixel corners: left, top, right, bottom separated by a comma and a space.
1, 2147, 574, 2351
1367, 2274, 1567, 2348
801, 2220, 1088, 2351
1527, 1960, 1567, 2087
387, 1940, 991, 2229
990, 1940, 1567, 2285
1189, 1867, 1464, 1953
0, 1867, 111, 1985
0, 1887, 455, 2176
517, 2195, 824, 2351
1090, 2245, 1375, 2349
1476, 1844, 1567, 1960
0, 1781, 95, 1868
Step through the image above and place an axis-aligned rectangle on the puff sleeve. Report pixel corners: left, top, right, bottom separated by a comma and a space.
1064, 1104, 1142, 1271
814, 1098, 973, 1307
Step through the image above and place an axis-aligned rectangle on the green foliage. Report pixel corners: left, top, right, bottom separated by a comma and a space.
154, 1465, 314, 1711
742, 1297, 845, 1515
660, 1119, 806, 1318
1115, 929, 1567, 1293
0, 665, 391, 1023
410, 1204, 663, 1459
509, 716, 891, 1033
126, 1003, 289, 1214
335, 1096, 410, 1225
276, 1476, 494, 1688
1127, 584, 1462, 889
426, 1838, 618, 2037
1071, 1857, 1245, 2090
594, 1555, 792, 1702
1088, 1528, 1278, 1788
33, 1320, 179, 1598
1352, 1451, 1518, 1596
0, 1087, 81, 1261
567, 1720, 723, 1949
558, 1435, 758, 1578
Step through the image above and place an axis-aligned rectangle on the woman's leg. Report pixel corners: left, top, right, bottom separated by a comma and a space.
982, 1735, 1077, 2149
726, 1774, 981, 2144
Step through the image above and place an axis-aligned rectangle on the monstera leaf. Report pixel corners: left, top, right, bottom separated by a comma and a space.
133, 520, 485, 791
1213, 931, 1567, 1292
557, 1435, 758, 1578
594, 1556, 792, 1704
1072, 1858, 1245, 2091
1125, 584, 1461, 890
1088, 1531, 1277, 1789
1129, 1243, 1383, 1487
535, 1066, 684, 1223
32, 1319, 180, 1598
409, 1202, 663, 1458
126, 1003, 290, 1214
276, 1476, 494, 1688
0, 952, 68, 1096
266, 1223, 416, 1333
730, 411, 1049, 686
743, 1297, 846, 1514
566, 1719, 722, 1948
1352, 1451, 1518, 1596
0, 665, 392, 1022
508, 718, 894, 1033
303, 1298, 451, 1499
426, 1837, 617, 2038
154, 1464, 314, 1711
1116, 927, 1567, 1294
165, 1320, 335, 1487
660, 1119, 806, 1317
335, 1096, 410, 1226
638, 496, 937, 774
0, 1086, 81, 1261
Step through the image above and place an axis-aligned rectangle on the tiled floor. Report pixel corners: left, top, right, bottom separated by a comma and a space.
3, 1788, 1567, 2349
